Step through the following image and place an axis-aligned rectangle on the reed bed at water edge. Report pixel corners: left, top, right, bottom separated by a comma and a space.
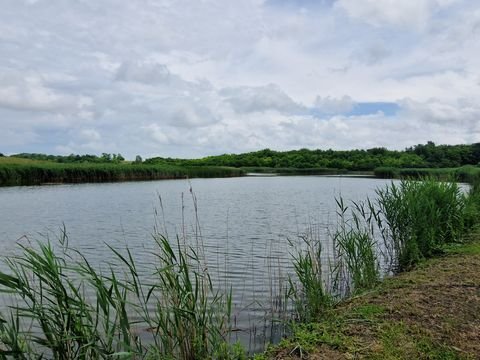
0, 160, 244, 186
0, 176, 479, 358
0, 228, 242, 359
287, 176, 480, 322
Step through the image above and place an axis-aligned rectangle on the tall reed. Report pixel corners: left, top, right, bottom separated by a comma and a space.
376, 178, 466, 271
288, 193, 384, 323
288, 177, 475, 322
0, 161, 244, 187
0, 229, 237, 359
147, 234, 233, 360
0, 233, 144, 359
333, 198, 379, 295
287, 227, 333, 323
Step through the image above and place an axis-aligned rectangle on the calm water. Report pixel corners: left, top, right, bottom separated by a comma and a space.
0, 175, 392, 350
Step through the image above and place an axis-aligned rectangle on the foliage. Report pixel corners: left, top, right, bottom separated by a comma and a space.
287, 198, 381, 322
0, 230, 237, 359
11, 152, 126, 164
375, 165, 480, 181
288, 232, 333, 323
148, 235, 234, 359
375, 178, 467, 271
145, 147, 427, 170
266, 238, 480, 359
0, 160, 244, 186
462, 177, 480, 231
288, 176, 479, 325
406, 141, 480, 168
333, 198, 380, 294
145, 142, 480, 171
6, 142, 480, 177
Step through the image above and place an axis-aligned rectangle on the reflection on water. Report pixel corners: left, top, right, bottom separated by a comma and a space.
0, 176, 392, 352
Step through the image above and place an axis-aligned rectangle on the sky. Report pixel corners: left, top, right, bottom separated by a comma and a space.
1, 0, 479, 159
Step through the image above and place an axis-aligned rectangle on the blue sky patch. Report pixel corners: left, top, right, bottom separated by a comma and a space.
347, 102, 400, 117
309, 102, 400, 118
265, 0, 334, 9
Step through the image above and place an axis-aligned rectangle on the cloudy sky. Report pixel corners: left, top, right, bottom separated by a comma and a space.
1, 0, 479, 159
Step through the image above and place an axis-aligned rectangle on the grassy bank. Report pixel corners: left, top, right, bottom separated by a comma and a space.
0, 174, 479, 358
261, 238, 480, 359
259, 177, 480, 359
241, 167, 349, 175
0, 157, 245, 186
374, 165, 480, 182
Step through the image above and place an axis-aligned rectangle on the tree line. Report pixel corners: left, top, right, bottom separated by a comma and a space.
146, 142, 480, 171
5, 142, 480, 171
9, 153, 126, 164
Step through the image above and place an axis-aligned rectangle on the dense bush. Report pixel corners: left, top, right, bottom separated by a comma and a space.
376, 179, 468, 271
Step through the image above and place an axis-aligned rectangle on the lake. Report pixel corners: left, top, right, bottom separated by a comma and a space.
0, 175, 393, 351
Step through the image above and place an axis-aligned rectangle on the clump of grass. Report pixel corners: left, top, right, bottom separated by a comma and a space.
333, 198, 380, 295
373, 167, 397, 179
0, 228, 238, 359
148, 234, 234, 360
0, 232, 144, 359
287, 229, 333, 323
463, 176, 480, 231
376, 178, 466, 271
288, 177, 475, 323
288, 198, 381, 322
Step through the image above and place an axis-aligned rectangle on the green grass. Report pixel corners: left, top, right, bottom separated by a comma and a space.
1, 167, 479, 358
373, 178, 469, 271
274, 311, 463, 360
264, 236, 480, 359
0, 157, 245, 186
287, 198, 381, 323
287, 176, 477, 325
350, 304, 385, 319
374, 165, 480, 182
240, 167, 347, 175
148, 235, 235, 359
374, 322, 460, 360
0, 228, 239, 359
288, 233, 333, 323
444, 241, 480, 255
333, 198, 380, 294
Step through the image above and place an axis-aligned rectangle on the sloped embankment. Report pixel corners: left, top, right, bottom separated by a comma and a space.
269, 240, 480, 359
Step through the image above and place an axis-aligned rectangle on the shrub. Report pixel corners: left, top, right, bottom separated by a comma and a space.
376, 178, 466, 271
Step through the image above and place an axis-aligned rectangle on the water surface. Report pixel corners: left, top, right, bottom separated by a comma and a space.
0, 176, 392, 350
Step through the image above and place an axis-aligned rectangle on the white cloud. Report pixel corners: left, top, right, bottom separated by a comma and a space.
220, 84, 304, 114
78, 129, 101, 142
314, 96, 355, 114
335, 0, 459, 30
0, 0, 478, 158
400, 97, 480, 126
115, 61, 172, 84
0, 73, 91, 113
159, 97, 221, 128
